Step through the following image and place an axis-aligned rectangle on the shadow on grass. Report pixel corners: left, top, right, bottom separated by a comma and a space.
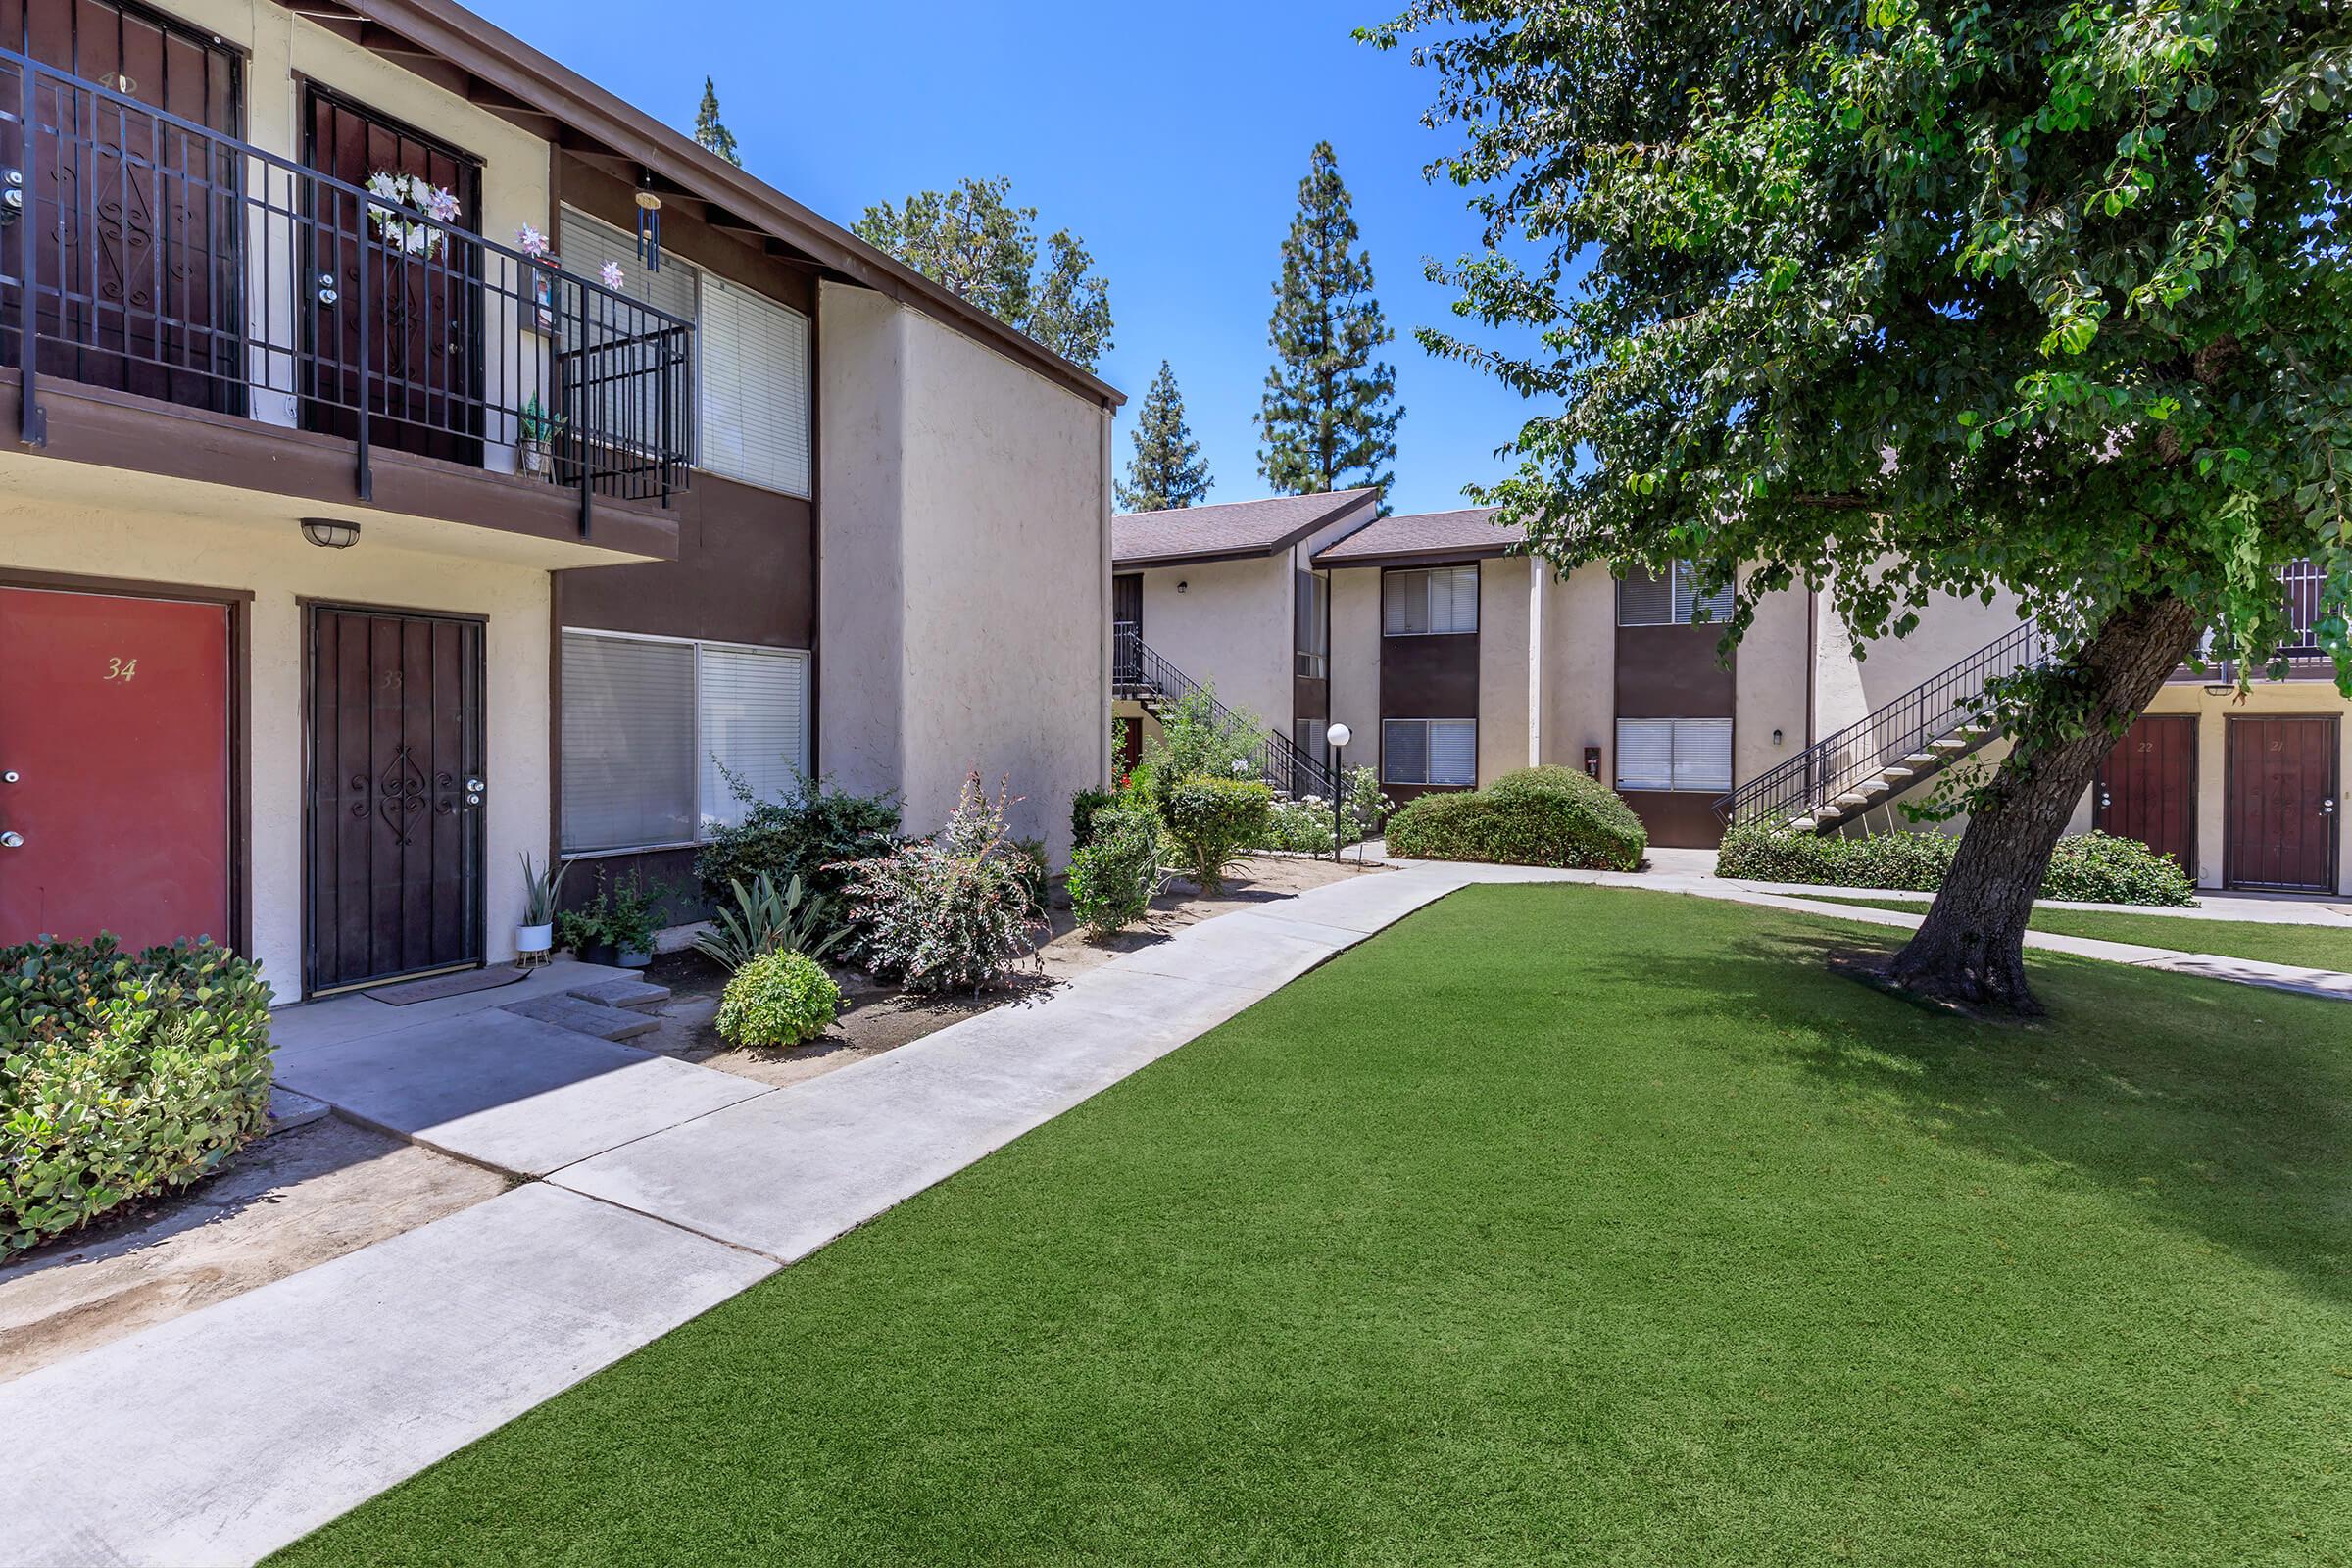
1581, 918, 2352, 1309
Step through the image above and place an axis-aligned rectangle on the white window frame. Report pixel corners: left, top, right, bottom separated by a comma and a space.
1617, 561, 1737, 627
1383, 564, 1480, 637
561, 626, 812, 858
1382, 717, 1478, 787
1614, 717, 1733, 794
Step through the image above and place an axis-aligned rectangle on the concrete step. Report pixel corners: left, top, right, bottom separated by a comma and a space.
1790, 817, 1819, 832
1881, 766, 1917, 780
1833, 791, 1873, 808
502, 994, 658, 1042
566, 978, 672, 1013
1901, 753, 1938, 767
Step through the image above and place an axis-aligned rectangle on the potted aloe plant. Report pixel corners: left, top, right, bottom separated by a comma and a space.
518, 393, 564, 478
517, 851, 569, 963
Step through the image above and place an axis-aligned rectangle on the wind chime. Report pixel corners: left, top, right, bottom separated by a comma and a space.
635, 176, 663, 274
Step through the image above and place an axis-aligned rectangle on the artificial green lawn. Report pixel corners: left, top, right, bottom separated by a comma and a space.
276, 886, 2352, 1567
1805, 894, 2352, 972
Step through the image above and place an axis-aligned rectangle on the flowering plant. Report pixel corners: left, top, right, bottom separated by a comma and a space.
366, 171, 459, 259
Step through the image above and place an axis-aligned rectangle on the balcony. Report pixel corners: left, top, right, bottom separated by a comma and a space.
2173, 561, 2338, 685
0, 48, 694, 537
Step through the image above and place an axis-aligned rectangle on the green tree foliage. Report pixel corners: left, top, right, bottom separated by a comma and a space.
1257, 141, 1401, 509
855, 177, 1114, 370
1118, 361, 1214, 512
1370, 1, 2351, 1009
692, 77, 740, 168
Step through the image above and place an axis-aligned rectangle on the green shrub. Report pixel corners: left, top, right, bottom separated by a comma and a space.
2, 937, 273, 1255
842, 772, 1046, 994
1139, 687, 1268, 800
713, 949, 840, 1048
1716, 823, 2197, 906
1160, 775, 1273, 892
695, 769, 901, 907
1067, 805, 1163, 937
1069, 787, 1119, 850
693, 872, 847, 973
1009, 835, 1053, 915
1256, 796, 1338, 856
1386, 769, 1647, 871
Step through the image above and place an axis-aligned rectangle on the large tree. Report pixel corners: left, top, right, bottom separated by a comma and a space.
855, 177, 1114, 370
1371, 1, 2351, 1012
692, 77, 740, 168
1259, 141, 1402, 508
1118, 361, 1215, 512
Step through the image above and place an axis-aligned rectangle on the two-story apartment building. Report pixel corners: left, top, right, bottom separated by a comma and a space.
0, 0, 1118, 998
1129, 493, 2347, 895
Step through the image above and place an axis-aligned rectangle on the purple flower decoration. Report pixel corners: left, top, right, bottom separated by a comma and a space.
423, 185, 461, 224
516, 223, 551, 260
599, 260, 624, 292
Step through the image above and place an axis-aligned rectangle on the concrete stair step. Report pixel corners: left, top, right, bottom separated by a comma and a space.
1901, 753, 1938, 767
566, 978, 672, 1013
1789, 816, 1819, 832
1881, 766, 1917, 780
502, 994, 658, 1042
1833, 792, 1873, 807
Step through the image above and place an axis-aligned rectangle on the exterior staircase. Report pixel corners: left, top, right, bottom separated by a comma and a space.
1716, 619, 2056, 834
1113, 622, 1337, 799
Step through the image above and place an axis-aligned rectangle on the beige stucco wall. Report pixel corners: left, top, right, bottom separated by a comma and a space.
1328, 565, 1381, 773
1736, 577, 1813, 786
817, 283, 1109, 862
1539, 564, 1617, 776
1132, 556, 1294, 736
1478, 558, 1532, 782
1815, 584, 2025, 739
0, 497, 552, 999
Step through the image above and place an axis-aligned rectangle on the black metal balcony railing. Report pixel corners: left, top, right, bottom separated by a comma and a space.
0, 48, 693, 522
2176, 560, 2337, 683
1113, 622, 1338, 801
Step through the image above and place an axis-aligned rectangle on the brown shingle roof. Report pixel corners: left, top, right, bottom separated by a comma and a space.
1113, 490, 1378, 566
1312, 506, 1525, 564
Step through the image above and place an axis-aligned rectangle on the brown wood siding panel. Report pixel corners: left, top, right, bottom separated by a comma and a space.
1624, 790, 1725, 850
1614, 624, 1734, 719
554, 471, 814, 649
556, 846, 703, 924
1293, 674, 1328, 723
1380, 632, 1479, 719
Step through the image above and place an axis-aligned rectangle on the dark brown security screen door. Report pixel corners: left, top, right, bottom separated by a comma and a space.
2094, 715, 2197, 874
1112, 573, 1143, 634
307, 606, 485, 994
2226, 716, 2339, 893
0, 0, 243, 411
301, 86, 483, 465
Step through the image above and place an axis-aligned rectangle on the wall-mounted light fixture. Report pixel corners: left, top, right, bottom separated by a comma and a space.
1176, 580, 1189, 594
1772, 728, 1785, 748
300, 517, 361, 550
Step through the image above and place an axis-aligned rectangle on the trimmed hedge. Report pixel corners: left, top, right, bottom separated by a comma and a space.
714, 949, 840, 1048
2, 937, 274, 1255
1161, 775, 1273, 893
1386, 766, 1647, 871
1716, 823, 2197, 906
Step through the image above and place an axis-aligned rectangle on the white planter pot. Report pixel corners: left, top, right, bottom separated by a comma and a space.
617, 947, 653, 969
516, 922, 555, 955
520, 440, 550, 476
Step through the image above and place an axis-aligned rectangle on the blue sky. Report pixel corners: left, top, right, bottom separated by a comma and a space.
469, 0, 1544, 518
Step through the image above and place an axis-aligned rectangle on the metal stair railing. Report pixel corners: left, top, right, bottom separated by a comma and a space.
1113, 623, 1337, 800
1716, 619, 2056, 829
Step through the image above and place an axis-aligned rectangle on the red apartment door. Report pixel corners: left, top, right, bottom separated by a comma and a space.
0, 585, 232, 950
2226, 716, 2339, 893
2094, 715, 2197, 875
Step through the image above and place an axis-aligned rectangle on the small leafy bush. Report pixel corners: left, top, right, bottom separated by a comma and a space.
1138, 688, 1268, 802
1343, 765, 1394, 849
713, 949, 840, 1048
1386, 767, 1646, 871
696, 768, 902, 906
1257, 796, 1338, 856
693, 872, 846, 972
1068, 804, 1163, 937
1070, 787, 1119, 850
1161, 775, 1273, 892
841, 772, 1046, 994
2, 937, 273, 1255
1716, 822, 2196, 906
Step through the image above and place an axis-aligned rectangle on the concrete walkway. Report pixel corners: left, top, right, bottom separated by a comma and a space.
7, 859, 2344, 1567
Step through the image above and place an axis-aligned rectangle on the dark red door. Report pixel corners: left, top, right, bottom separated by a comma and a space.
301, 87, 483, 466
0, 585, 232, 950
2095, 715, 2197, 876
2226, 716, 2339, 893
306, 606, 485, 993
0, 0, 244, 411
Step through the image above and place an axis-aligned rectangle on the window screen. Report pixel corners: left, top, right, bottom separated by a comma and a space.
1383, 719, 1476, 786
561, 632, 697, 852
698, 645, 809, 832
1614, 717, 1733, 793
1617, 565, 1676, 626
1383, 565, 1479, 635
700, 277, 812, 498
1674, 563, 1737, 625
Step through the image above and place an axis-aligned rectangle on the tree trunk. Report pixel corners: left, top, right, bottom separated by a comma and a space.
1882, 593, 2204, 1014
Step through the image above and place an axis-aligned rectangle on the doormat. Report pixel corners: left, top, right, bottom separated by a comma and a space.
365, 966, 530, 1005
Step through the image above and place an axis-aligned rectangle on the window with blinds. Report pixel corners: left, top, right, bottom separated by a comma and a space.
700, 277, 812, 498
1383, 718, 1476, 786
1383, 565, 1479, 635
1614, 717, 1733, 792
559, 209, 698, 460
1295, 568, 1329, 676
561, 632, 698, 852
1618, 561, 1737, 626
561, 630, 811, 853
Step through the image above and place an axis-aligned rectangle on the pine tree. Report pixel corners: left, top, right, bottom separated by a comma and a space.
1117, 362, 1213, 512
694, 77, 741, 168
1257, 141, 1400, 510
855, 177, 1113, 371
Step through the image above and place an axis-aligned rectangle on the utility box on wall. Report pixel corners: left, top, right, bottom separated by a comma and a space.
1584, 745, 1602, 781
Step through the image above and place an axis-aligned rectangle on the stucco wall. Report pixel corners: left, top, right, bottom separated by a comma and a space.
1477, 558, 1532, 782
1737, 577, 1813, 786
0, 499, 551, 999
817, 282, 1109, 862
1329, 566, 1381, 776
1540, 564, 1618, 776
1134, 557, 1294, 736
1815, 583, 2025, 738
